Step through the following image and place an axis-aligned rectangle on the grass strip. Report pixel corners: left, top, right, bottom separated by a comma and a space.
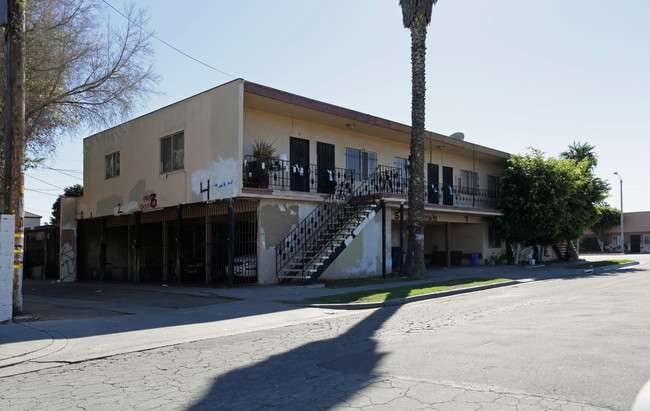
321, 274, 424, 288
570, 260, 635, 269
307, 277, 511, 304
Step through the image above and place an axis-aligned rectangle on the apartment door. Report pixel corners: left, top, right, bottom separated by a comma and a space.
427, 163, 439, 204
290, 137, 310, 192
317, 142, 335, 194
631, 235, 641, 253
442, 166, 453, 205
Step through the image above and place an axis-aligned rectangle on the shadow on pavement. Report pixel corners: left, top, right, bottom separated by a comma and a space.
4, 280, 303, 345
187, 293, 402, 410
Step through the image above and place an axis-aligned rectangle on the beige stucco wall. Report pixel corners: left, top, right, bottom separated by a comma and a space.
79, 80, 244, 218
243, 108, 502, 184
257, 198, 322, 284
321, 208, 391, 279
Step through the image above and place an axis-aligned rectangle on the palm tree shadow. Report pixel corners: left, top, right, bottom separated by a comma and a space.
188, 291, 403, 410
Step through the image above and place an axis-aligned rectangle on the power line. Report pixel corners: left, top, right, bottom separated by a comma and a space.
37, 165, 83, 181
101, 0, 236, 79
25, 188, 60, 197
25, 174, 65, 190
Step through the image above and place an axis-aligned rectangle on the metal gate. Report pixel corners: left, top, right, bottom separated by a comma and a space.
77, 199, 258, 285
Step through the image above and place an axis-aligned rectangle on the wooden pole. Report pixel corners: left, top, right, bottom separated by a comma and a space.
3, 0, 26, 315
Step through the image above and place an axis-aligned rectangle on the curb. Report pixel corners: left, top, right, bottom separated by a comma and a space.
580, 261, 639, 274
306, 279, 532, 310
305, 261, 641, 310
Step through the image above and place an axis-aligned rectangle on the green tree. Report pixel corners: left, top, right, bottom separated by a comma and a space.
560, 141, 597, 169
497, 148, 608, 250
50, 184, 83, 224
589, 205, 621, 251
399, 0, 438, 277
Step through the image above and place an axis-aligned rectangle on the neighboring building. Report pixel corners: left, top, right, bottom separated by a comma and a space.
24, 211, 42, 229
583, 211, 650, 253
67, 79, 510, 285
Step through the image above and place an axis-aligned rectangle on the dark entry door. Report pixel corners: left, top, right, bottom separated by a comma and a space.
427, 163, 439, 204
631, 235, 641, 253
442, 166, 453, 205
290, 137, 310, 192
317, 142, 335, 194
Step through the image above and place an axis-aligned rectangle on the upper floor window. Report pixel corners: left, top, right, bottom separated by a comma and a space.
487, 175, 500, 197
105, 151, 120, 179
346, 148, 376, 180
458, 169, 478, 191
160, 132, 184, 173
394, 157, 408, 179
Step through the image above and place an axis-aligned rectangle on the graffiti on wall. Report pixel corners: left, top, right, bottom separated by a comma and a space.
191, 157, 238, 201
114, 193, 158, 215
60, 242, 75, 282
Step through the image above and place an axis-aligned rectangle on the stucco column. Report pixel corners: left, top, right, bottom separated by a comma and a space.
59, 197, 77, 282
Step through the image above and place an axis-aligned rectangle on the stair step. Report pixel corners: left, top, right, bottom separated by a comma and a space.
277, 275, 311, 280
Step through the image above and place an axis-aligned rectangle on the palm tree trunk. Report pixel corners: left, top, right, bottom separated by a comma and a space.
404, 12, 428, 278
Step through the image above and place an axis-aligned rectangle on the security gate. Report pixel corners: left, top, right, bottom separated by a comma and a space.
77, 199, 258, 285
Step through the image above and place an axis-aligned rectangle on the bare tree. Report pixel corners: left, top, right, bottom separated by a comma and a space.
399, 0, 438, 277
1, 0, 157, 314
2, 0, 158, 157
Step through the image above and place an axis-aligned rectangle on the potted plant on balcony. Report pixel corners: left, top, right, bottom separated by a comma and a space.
248, 139, 278, 188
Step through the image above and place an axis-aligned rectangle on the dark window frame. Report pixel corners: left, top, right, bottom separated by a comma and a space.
105, 151, 120, 179
160, 132, 185, 173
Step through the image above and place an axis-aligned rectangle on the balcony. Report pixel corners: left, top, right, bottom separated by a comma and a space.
243, 156, 499, 210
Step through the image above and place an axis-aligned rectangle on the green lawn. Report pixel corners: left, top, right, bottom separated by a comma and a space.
307, 277, 511, 304
570, 260, 635, 269
320, 273, 425, 288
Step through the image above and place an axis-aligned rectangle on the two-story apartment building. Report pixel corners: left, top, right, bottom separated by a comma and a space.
66, 79, 509, 285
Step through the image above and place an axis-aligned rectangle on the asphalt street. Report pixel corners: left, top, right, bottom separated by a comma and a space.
1, 254, 649, 410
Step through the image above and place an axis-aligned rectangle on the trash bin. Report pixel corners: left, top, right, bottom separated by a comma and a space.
391, 246, 401, 268
470, 253, 479, 266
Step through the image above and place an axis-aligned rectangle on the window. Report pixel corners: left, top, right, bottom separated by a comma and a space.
160, 132, 184, 173
488, 224, 501, 248
612, 235, 621, 246
458, 169, 478, 192
643, 235, 650, 245
394, 157, 408, 179
487, 175, 500, 197
346, 148, 376, 180
105, 152, 120, 179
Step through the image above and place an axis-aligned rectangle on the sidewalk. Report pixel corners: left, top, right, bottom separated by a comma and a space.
0, 258, 640, 377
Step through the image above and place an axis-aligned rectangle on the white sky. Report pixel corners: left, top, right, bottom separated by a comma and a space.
24, 0, 650, 221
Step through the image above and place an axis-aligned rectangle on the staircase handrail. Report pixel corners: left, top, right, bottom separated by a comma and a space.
276, 165, 405, 278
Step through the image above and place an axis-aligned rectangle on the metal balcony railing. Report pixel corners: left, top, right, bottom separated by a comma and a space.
243, 155, 353, 194
243, 156, 499, 209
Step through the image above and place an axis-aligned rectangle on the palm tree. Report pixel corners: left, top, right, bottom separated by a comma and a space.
400, 0, 438, 277
560, 141, 597, 169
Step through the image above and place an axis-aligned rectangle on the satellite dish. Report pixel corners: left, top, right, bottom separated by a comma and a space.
449, 132, 465, 141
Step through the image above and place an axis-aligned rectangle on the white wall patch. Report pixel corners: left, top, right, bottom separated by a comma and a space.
192, 157, 238, 201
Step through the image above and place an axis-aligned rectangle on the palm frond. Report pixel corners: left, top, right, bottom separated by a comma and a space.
399, 0, 438, 28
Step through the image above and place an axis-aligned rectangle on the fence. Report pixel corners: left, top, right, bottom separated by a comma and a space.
77, 199, 258, 286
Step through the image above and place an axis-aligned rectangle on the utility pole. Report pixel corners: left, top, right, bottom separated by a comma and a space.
3, 0, 26, 315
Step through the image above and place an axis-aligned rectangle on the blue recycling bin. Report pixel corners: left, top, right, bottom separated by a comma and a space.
470, 253, 479, 265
